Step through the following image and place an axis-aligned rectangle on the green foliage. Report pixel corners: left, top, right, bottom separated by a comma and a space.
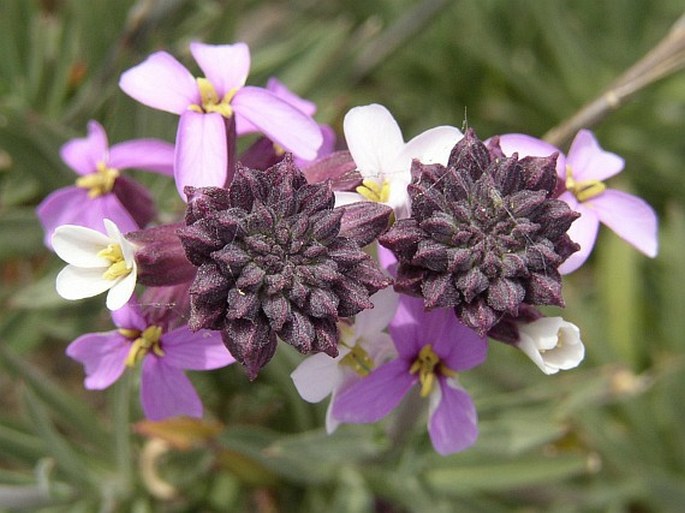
0, 0, 684, 512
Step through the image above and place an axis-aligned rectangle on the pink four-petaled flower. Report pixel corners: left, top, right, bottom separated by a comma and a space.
67, 300, 235, 420
497, 129, 658, 273
119, 42, 323, 198
332, 294, 487, 456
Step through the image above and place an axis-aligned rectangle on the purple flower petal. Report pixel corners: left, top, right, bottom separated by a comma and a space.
161, 326, 235, 370
558, 195, 600, 274
495, 133, 565, 179
119, 51, 199, 115
60, 120, 109, 176
140, 357, 203, 420
428, 378, 478, 455
232, 86, 323, 160
332, 358, 414, 423
109, 139, 175, 175
189, 42, 250, 96
388, 295, 427, 358
566, 129, 624, 183
111, 301, 147, 331
37, 187, 139, 248
174, 111, 228, 198
266, 77, 317, 116
66, 331, 129, 390
432, 318, 488, 372
589, 189, 658, 258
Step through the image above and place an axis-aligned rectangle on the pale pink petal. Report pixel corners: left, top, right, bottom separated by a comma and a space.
119, 52, 199, 114
189, 42, 250, 96
60, 120, 109, 176
161, 326, 235, 370
332, 359, 414, 423
291, 352, 344, 403
495, 133, 565, 179
106, 271, 137, 311
354, 286, 399, 339
56, 266, 113, 300
109, 139, 175, 175
66, 331, 129, 390
377, 244, 398, 274
428, 378, 478, 455
396, 126, 463, 168
588, 189, 658, 258
174, 111, 228, 198
140, 358, 202, 420
558, 195, 600, 274
266, 77, 317, 116
343, 104, 404, 177
111, 301, 146, 331
232, 87, 323, 160
325, 387, 342, 434
52, 224, 112, 267
566, 129, 624, 182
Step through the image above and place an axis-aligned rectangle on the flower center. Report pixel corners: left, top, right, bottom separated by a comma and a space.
97, 243, 132, 281
75, 162, 120, 198
340, 343, 374, 376
188, 78, 238, 118
356, 178, 391, 204
409, 344, 456, 397
121, 325, 165, 367
565, 164, 606, 202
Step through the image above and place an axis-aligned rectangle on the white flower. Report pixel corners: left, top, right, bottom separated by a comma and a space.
517, 317, 585, 375
53, 219, 137, 311
290, 286, 398, 433
334, 103, 463, 219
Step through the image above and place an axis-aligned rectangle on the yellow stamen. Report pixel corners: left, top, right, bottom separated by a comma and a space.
189, 78, 238, 118
125, 325, 164, 368
273, 143, 286, 156
356, 178, 391, 203
340, 343, 374, 377
75, 162, 120, 198
565, 164, 606, 202
97, 243, 131, 281
409, 344, 456, 397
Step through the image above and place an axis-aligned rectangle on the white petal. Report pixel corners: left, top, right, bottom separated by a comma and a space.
290, 352, 344, 403
52, 225, 112, 267
334, 191, 364, 208
395, 125, 463, 168
106, 270, 137, 311
104, 218, 136, 266
517, 317, 585, 374
354, 286, 399, 339
56, 266, 113, 300
343, 104, 404, 178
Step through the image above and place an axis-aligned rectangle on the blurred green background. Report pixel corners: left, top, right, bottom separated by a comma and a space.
1, 1, 684, 512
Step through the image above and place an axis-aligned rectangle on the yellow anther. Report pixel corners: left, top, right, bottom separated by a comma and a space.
356, 178, 391, 203
125, 325, 164, 367
565, 164, 606, 202
118, 328, 141, 339
273, 143, 286, 156
75, 162, 120, 198
189, 79, 237, 118
97, 243, 131, 281
340, 343, 374, 377
409, 344, 456, 397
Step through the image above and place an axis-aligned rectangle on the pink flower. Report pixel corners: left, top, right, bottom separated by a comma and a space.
496, 130, 658, 273
67, 300, 234, 420
119, 42, 323, 198
36, 120, 174, 248
332, 294, 487, 456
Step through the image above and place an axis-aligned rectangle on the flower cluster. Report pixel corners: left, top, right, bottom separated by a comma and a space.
40, 40, 659, 455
